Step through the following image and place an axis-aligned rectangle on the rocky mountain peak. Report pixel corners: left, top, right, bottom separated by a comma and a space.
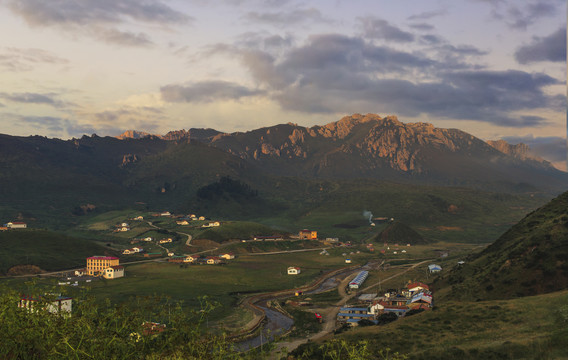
486, 140, 542, 161
116, 130, 154, 140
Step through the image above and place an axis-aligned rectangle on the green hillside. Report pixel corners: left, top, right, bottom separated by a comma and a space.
435, 190, 568, 301
293, 290, 568, 359
0, 230, 115, 275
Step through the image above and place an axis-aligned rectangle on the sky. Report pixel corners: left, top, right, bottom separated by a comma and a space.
0, 0, 566, 170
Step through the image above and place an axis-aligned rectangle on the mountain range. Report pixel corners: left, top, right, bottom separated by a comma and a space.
0, 114, 565, 233
116, 113, 564, 189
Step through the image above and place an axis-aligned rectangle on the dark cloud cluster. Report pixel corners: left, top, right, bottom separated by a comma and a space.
515, 28, 566, 64
8, 0, 191, 47
0, 92, 66, 108
161, 81, 263, 103
231, 33, 560, 127
164, 21, 562, 128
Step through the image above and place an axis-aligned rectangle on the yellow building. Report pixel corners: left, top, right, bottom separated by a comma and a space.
86, 256, 119, 276
299, 229, 317, 240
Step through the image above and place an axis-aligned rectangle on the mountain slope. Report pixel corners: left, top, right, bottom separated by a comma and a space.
375, 221, 430, 245
436, 190, 568, 300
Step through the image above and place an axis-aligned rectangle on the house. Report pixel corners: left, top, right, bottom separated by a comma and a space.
184, 255, 197, 263
6, 222, 27, 229
159, 238, 173, 244
337, 306, 378, 324
160, 212, 171, 217
134, 216, 144, 221
19, 295, 72, 314
176, 220, 190, 226
299, 229, 317, 240
287, 267, 301, 275
132, 247, 143, 253
219, 253, 235, 260
103, 265, 125, 279
408, 292, 433, 308
167, 252, 175, 257
428, 264, 442, 273
121, 222, 129, 227
0, 226, 8, 231
122, 249, 133, 255
345, 258, 352, 264
86, 256, 119, 276
202, 221, 220, 228
143, 237, 153, 242
74, 268, 86, 276
206, 256, 221, 265
118, 225, 130, 232
198, 216, 205, 221
168, 256, 185, 263
382, 304, 408, 317
407, 282, 430, 295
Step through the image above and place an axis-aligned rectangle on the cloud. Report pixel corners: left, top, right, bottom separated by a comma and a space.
96, 28, 154, 47
235, 34, 560, 127
160, 80, 264, 103
7, 0, 191, 46
0, 92, 67, 108
515, 28, 566, 64
243, 8, 328, 27
407, 9, 447, 21
474, 0, 562, 29
409, 23, 435, 31
358, 17, 414, 42
8, 0, 190, 26
0, 47, 69, 72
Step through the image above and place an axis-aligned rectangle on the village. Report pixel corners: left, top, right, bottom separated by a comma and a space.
8, 209, 449, 349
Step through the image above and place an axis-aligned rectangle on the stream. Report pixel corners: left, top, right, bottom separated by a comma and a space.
235, 264, 371, 351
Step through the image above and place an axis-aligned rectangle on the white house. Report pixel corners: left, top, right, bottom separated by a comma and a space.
132, 247, 143, 253
134, 216, 144, 221
160, 212, 171, 217
122, 249, 133, 255
103, 265, 125, 279
184, 255, 197, 263
6, 222, 27, 229
143, 237, 153, 242
428, 264, 442, 273
287, 267, 301, 275
198, 216, 205, 221
220, 253, 235, 260
19, 295, 72, 314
